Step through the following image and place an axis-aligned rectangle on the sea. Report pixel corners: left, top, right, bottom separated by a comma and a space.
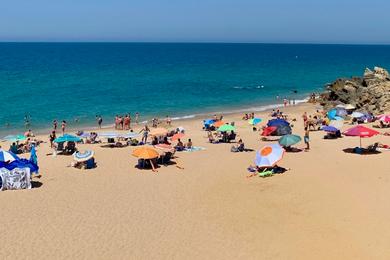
1, 43, 390, 135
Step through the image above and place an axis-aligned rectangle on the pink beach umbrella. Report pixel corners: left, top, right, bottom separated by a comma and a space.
377, 114, 390, 123
343, 125, 380, 147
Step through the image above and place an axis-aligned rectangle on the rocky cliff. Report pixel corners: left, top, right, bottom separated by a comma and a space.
319, 67, 390, 113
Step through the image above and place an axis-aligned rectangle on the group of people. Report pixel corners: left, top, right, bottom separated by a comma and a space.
52, 120, 67, 135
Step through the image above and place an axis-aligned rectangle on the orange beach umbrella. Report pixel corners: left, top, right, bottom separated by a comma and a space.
132, 147, 159, 159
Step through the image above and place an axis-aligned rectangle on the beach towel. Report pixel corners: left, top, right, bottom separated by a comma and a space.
184, 147, 206, 152
0, 167, 31, 191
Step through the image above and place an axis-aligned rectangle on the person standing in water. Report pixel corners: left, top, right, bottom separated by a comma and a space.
97, 115, 103, 129
61, 120, 67, 135
135, 112, 139, 124
53, 119, 58, 130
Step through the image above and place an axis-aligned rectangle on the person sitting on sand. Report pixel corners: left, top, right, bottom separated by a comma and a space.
174, 139, 185, 151
9, 142, 19, 154
163, 136, 171, 145
186, 139, 193, 149
231, 139, 245, 152
152, 136, 158, 146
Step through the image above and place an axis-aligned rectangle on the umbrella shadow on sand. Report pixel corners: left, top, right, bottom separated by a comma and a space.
342, 148, 381, 155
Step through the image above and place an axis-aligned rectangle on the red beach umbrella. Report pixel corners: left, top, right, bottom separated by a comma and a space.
261, 126, 277, 136
343, 125, 380, 147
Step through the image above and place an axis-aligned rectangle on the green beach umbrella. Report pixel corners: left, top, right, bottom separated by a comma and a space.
54, 134, 81, 143
217, 124, 236, 132
2, 135, 26, 142
278, 134, 301, 147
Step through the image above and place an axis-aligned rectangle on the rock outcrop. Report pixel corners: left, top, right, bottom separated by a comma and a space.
319, 67, 390, 113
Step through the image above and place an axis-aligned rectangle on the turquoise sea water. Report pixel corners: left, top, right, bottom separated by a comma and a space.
1, 43, 390, 134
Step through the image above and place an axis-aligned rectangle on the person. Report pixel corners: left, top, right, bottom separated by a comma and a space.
152, 136, 158, 145
139, 125, 150, 144
53, 119, 58, 130
9, 142, 19, 154
97, 116, 103, 129
24, 129, 34, 137
135, 112, 139, 124
124, 115, 130, 130
61, 120, 66, 135
49, 131, 56, 148
302, 112, 308, 127
304, 127, 310, 151
231, 139, 245, 152
186, 139, 193, 149
163, 136, 171, 145
166, 115, 172, 126
175, 139, 185, 151
283, 98, 288, 107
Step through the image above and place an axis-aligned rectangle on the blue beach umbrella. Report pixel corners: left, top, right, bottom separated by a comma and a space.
54, 134, 81, 143
248, 118, 262, 125
336, 107, 348, 117
267, 119, 289, 127
0, 149, 19, 163
327, 109, 337, 120
322, 126, 339, 132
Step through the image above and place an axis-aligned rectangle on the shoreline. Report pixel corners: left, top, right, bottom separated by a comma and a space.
2, 97, 310, 137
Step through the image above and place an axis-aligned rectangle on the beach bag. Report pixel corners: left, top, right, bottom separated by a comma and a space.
0, 167, 32, 191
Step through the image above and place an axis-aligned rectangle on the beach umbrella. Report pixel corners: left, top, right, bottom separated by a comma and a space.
329, 120, 344, 129
327, 109, 337, 120
98, 132, 121, 138
322, 126, 339, 132
261, 126, 277, 136
132, 147, 159, 159
336, 107, 348, 117
377, 114, 390, 123
0, 149, 19, 163
248, 118, 262, 125
73, 150, 94, 163
267, 119, 289, 127
336, 104, 346, 108
274, 125, 292, 136
171, 133, 185, 141
29, 145, 38, 165
149, 127, 168, 136
345, 104, 355, 110
54, 134, 81, 143
343, 125, 380, 147
278, 134, 301, 147
204, 119, 215, 126
351, 112, 364, 118
154, 144, 174, 153
214, 121, 225, 127
217, 124, 236, 132
255, 144, 285, 168
2, 135, 26, 142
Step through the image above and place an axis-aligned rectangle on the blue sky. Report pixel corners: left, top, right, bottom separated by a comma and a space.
1, 0, 389, 43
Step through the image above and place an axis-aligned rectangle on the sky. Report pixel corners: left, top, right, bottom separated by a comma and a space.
1, 0, 389, 44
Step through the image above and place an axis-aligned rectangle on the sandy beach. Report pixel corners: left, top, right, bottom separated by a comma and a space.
1, 102, 390, 259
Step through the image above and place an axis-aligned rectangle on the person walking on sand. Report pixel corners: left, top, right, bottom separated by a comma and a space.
304, 127, 310, 151
139, 125, 150, 144
49, 131, 56, 148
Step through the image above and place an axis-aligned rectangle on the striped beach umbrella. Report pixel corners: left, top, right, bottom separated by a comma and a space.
0, 149, 19, 163
73, 150, 94, 162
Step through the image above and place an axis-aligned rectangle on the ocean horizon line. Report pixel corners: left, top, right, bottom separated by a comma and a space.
1, 41, 390, 46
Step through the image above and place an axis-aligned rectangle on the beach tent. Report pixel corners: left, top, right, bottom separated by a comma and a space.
343, 125, 379, 148
267, 119, 289, 127
0, 167, 32, 191
255, 144, 285, 167
0, 149, 19, 163
278, 134, 301, 147
0, 149, 38, 174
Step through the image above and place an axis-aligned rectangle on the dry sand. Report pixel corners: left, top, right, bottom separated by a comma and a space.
1, 103, 390, 259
